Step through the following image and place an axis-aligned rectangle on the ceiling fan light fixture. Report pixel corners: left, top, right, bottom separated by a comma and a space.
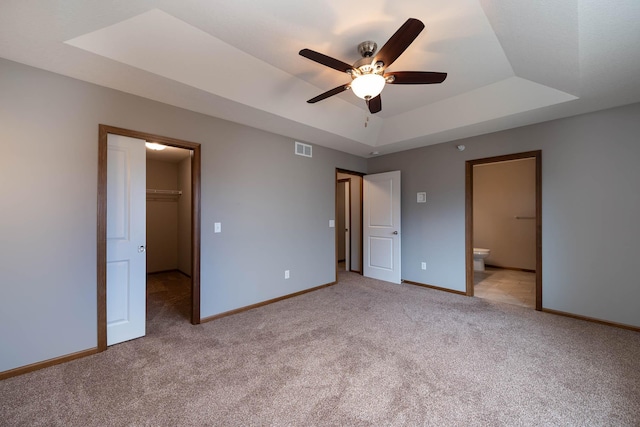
300, 18, 445, 113
350, 73, 385, 100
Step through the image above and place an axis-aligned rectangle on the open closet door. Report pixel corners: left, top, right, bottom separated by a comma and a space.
363, 171, 401, 284
106, 133, 146, 345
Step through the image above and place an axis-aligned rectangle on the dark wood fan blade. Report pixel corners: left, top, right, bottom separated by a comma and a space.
374, 18, 425, 69
307, 84, 350, 103
386, 71, 447, 84
367, 95, 382, 114
299, 49, 353, 73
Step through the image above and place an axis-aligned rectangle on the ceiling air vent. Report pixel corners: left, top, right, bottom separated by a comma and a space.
295, 141, 312, 158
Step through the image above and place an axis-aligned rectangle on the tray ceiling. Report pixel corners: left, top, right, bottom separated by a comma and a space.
1, 1, 639, 157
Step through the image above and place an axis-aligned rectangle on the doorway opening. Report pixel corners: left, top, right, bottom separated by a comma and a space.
465, 151, 542, 310
97, 125, 202, 352
335, 169, 364, 280
337, 179, 350, 272
146, 145, 193, 323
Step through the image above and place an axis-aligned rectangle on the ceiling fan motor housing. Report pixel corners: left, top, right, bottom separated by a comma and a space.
354, 41, 384, 75
358, 41, 377, 58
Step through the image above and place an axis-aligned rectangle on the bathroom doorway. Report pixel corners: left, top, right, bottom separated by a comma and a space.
465, 151, 542, 310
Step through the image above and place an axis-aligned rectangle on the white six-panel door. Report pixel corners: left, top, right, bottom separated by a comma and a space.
363, 171, 401, 283
106, 134, 146, 345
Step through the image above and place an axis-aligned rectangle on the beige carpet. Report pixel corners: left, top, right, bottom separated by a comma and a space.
1, 270, 639, 426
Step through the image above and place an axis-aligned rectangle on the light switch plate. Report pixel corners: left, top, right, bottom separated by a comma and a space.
417, 192, 427, 203
214, 222, 221, 233
329, 220, 335, 228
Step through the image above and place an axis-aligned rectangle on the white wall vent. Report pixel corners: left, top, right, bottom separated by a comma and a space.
295, 141, 312, 158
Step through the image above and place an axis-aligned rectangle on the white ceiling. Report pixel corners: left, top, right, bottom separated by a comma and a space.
1, 1, 639, 157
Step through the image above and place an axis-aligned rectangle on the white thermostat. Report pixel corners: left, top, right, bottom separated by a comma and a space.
417, 192, 427, 203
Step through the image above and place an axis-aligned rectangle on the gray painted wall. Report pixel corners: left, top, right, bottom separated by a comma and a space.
2, 54, 639, 374
0, 58, 366, 372
368, 102, 640, 327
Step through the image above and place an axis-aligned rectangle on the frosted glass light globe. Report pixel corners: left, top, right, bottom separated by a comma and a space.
350, 74, 385, 100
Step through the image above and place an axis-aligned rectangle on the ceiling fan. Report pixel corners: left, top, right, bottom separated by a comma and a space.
299, 18, 447, 114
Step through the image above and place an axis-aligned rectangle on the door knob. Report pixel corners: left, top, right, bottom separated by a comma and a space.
392, 231, 398, 235
138, 245, 146, 253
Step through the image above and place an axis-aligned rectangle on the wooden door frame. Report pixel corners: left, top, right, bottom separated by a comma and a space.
97, 124, 202, 352
465, 150, 542, 310
335, 169, 364, 280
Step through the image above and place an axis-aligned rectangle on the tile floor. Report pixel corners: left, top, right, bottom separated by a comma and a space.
474, 267, 536, 308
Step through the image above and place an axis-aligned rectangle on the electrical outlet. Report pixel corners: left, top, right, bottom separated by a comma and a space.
284, 270, 290, 279
421, 262, 427, 270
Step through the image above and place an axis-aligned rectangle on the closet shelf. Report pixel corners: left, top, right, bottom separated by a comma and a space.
146, 189, 182, 202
